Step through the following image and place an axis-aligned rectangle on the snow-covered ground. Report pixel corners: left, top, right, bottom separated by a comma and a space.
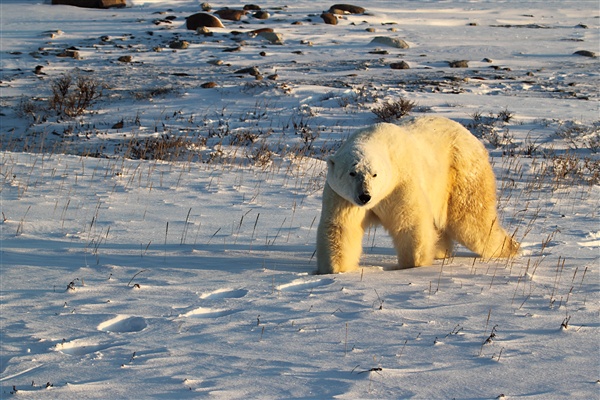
1, 1, 598, 398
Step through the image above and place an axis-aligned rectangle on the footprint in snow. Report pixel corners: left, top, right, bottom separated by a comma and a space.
276, 278, 335, 292
53, 340, 118, 356
97, 315, 147, 333
199, 288, 248, 300
180, 307, 238, 319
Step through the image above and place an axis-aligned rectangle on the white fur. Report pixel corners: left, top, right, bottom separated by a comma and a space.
316, 116, 519, 274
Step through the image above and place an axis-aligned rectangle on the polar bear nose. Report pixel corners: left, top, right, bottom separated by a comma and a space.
358, 193, 371, 205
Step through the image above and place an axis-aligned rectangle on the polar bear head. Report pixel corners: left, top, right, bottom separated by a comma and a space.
326, 146, 392, 208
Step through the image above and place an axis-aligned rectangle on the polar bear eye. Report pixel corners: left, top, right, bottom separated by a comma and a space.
372, 173, 377, 178
349, 172, 356, 177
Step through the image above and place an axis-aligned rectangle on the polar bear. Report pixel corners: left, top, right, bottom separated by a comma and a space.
316, 116, 519, 274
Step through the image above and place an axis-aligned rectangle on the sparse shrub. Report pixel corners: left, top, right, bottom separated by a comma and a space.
371, 98, 415, 122
546, 152, 600, 186
555, 120, 600, 153
132, 86, 178, 100
467, 109, 515, 149
49, 72, 103, 117
520, 134, 540, 157
16, 97, 48, 124
497, 108, 514, 123
229, 129, 260, 146
248, 141, 273, 167
128, 134, 205, 160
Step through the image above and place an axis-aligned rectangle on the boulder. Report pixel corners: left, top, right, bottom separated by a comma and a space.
52, 0, 125, 8
186, 13, 225, 30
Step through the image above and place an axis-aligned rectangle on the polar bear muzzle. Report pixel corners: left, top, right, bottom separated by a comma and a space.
357, 192, 371, 205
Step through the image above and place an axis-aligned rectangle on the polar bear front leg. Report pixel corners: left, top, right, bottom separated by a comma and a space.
316, 185, 367, 274
375, 190, 437, 269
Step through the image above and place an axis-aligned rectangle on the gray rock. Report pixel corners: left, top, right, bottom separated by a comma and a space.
235, 66, 261, 76
258, 31, 284, 45
448, 60, 469, 68
370, 36, 409, 49
169, 40, 190, 49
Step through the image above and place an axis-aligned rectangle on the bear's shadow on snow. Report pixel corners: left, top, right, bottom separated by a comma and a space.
363, 246, 481, 271
1, 237, 318, 274
5, 237, 482, 277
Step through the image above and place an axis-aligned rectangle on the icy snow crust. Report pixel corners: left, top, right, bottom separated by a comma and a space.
1, 1, 599, 399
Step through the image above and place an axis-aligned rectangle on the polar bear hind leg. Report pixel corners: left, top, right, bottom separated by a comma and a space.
434, 231, 454, 259
446, 160, 519, 259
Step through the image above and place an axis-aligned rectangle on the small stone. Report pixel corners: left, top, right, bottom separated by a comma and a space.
235, 66, 260, 76
186, 13, 224, 30
573, 50, 596, 58
253, 11, 270, 20
168, 40, 189, 49
112, 120, 124, 129
118, 55, 133, 63
196, 27, 213, 36
329, 4, 365, 14
368, 49, 388, 55
390, 61, 410, 69
215, 9, 247, 21
201, 82, 218, 88
57, 49, 81, 59
321, 12, 338, 25
258, 31, 284, 45
250, 28, 274, 35
448, 60, 469, 68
